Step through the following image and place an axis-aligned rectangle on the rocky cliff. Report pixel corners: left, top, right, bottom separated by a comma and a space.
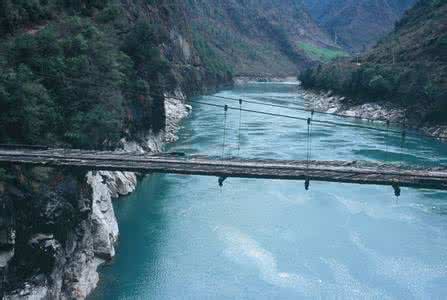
0, 96, 191, 299
0, 0, 226, 298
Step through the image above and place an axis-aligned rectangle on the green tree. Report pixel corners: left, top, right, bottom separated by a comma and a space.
368, 75, 392, 95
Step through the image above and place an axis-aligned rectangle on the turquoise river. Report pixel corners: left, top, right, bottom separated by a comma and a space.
90, 82, 447, 299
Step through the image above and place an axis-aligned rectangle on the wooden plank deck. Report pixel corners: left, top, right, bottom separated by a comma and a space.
0, 148, 446, 190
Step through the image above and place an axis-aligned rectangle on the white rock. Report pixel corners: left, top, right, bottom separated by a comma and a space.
4, 88, 194, 300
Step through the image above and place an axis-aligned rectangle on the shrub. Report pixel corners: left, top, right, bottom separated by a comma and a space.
368, 75, 392, 95
0, 14, 128, 148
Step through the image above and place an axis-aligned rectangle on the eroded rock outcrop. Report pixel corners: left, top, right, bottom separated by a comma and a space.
299, 88, 447, 141
0, 0, 231, 297
1, 97, 191, 299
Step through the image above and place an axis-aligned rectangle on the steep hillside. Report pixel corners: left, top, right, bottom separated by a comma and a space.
0, 0, 231, 150
0, 1, 231, 298
187, 0, 340, 76
300, 0, 447, 125
303, 0, 416, 52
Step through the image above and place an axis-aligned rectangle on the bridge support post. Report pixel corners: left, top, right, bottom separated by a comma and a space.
392, 182, 401, 197
218, 176, 227, 187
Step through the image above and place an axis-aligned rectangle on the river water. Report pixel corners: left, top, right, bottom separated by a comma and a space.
91, 82, 447, 299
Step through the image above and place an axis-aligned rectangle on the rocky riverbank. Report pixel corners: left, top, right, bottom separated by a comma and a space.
299, 88, 447, 141
1, 94, 191, 299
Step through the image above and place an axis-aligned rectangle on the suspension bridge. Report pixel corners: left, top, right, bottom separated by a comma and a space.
0, 74, 445, 194
1, 147, 447, 193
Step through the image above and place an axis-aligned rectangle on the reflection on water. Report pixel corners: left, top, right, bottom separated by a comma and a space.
90, 82, 447, 299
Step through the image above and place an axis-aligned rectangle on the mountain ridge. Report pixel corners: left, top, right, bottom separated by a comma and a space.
300, 0, 447, 125
303, 0, 416, 52
187, 0, 338, 76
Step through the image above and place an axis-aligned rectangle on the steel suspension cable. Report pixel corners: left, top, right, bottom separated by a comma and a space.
9, 69, 410, 136
222, 105, 228, 159
188, 99, 403, 135
210, 94, 405, 126
310, 100, 315, 165
305, 111, 314, 191
218, 105, 229, 187
0, 64, 421, 131
237, 99, 243, 157
385, 120, 390, 162
311, 103, 316, 163
4, 68, 422, 138
400, 126, 407, 166
394, 120, 407, 198
306, 117, 311, 165
189, 99, 320, 122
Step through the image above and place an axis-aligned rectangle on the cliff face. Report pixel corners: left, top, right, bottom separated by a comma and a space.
119, 0, 232, 94
303, 0, 416, 52
0, 0, 224, 298
186, 0, 337, 76
1, 167, 98, 299
0, 166, 138, 299
0, 100, 191, 299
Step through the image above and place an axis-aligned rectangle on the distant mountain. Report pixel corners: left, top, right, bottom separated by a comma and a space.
300, 0, 447, 125
186, 0, 341, 76
303, 0, 416, 53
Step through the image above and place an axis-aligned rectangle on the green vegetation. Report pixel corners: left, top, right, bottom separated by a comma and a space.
192, 34, 233, 80
185, 0, 334, 76
1, 3, 108, 148
0, 0, 229, 149
300, 0, 447, 124
0, 7, 166, 149
300, 61, 445, 121
0, 0, 111, 36
298, 42, 349, 62
303, 0, 416, 53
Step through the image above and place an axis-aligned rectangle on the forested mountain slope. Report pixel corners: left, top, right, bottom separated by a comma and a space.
300, 0, 447, 125
0, 0, 231, 149
0, 2, 232, 297
303, 0, 416, 52
187, 0, 340, 76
